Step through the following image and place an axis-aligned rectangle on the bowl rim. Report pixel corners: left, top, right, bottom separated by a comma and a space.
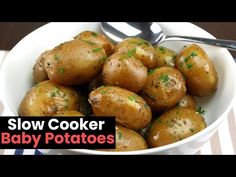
1, 22, 236, 154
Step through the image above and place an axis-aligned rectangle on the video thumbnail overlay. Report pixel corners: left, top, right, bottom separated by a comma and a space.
0, 116, 115, 149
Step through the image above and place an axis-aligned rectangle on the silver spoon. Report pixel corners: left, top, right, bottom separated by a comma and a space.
101, 22, 236, 51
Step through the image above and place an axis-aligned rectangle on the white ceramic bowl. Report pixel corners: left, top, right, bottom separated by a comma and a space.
0, 22, 236, 154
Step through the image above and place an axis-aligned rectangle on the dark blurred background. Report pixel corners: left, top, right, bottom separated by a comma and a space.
0, 22, 236, 56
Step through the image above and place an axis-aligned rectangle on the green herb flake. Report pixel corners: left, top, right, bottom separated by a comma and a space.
100, 90, 107, 94
137, 40, 149, 46
118, 132, 122, 140
190, 51, 198, 57
171, 55, 176, 62
157, 119, 163, 124
144, 103, 149, 109
167, 121, 174, 128
34, 84, 40, 88
127, 48, 136, 57
58, 67, 65, 74
128, 95, 136, 102
189, 128, 195, 133
148, 69, 155, 75
55, 88, 60, 95
158, 47, 166, 54
50, 91, 56, 98
91, 32, 98, 36
81, 39, 95, 45
179, 61, 184, 68
196, 107, 206, 115
64, 99, 69, 109
54, 54, 60, 60
186, 63, 193, 69
184, 56, 191, 63
159, 73, 170, 84
92, 48, 103, 52
177, 123, 182, 127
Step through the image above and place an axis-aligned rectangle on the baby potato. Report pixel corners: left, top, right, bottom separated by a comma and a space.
114, 38, 158, 69
55, 110, 84, 116
19, 80, 80, 116
102, 52, 147, 93
147, 107, 206, 148
177, 93, 196, 109
175, 44, 218, 97
142, 67, 186, 112
107, 125, 148, 151
44, 39, 107, 85
89, 86, 152, 130
33, 50, 50, 84
155, 46, 177, 67
75, 31, 115, 56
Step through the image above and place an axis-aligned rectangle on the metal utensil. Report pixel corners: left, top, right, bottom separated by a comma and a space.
101, 22, 236, 51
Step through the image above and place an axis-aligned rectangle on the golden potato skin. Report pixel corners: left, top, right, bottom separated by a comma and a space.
175, 44, 218, 97
102, 52, 147, 93
142, 67, 186, 112
107, 125, 148, 151
114, 38, 158, 69
75, 31, 114, 56
177, 93, 196, 109
44, 39, 107, 85
19, 80, 80, 116
55, 110, 84, 116
148, 107, 206, 148
155, 46, 177, 67
89, 86, 152, 130
33, 50, 49, 84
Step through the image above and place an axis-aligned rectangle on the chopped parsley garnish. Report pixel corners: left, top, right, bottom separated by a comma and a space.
144, 103, 149, 109
172, 55, 176, 62
54, 54, 60, 60
196, 107, 206, 115
100, 90, 107, 94
55, 88, 60, 94
158, 47, 166, 54
186, 63, 193, 69
64, 99, 69, 109
167, 120, 175, 128
189, 128, 195, 133
157, 119, 163, 124
92, 48, 103, 52
50, 91, 56, 97
91, 32, 98, 36
137, 40, 149, 46
190, 51, 198, 57
81, 39, 95, 45
118, 132, 122, 140
184, 56, 191, 63
127, 48, 136, 57
148, 69, 155, 75
179, 61, 184, 68
128, 95, 137, 102
58, 67, 65, 74
34, 84, 40, 88
159, 73, 170, 85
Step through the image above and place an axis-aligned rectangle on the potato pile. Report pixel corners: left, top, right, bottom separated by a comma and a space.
19, 30, 218, 151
